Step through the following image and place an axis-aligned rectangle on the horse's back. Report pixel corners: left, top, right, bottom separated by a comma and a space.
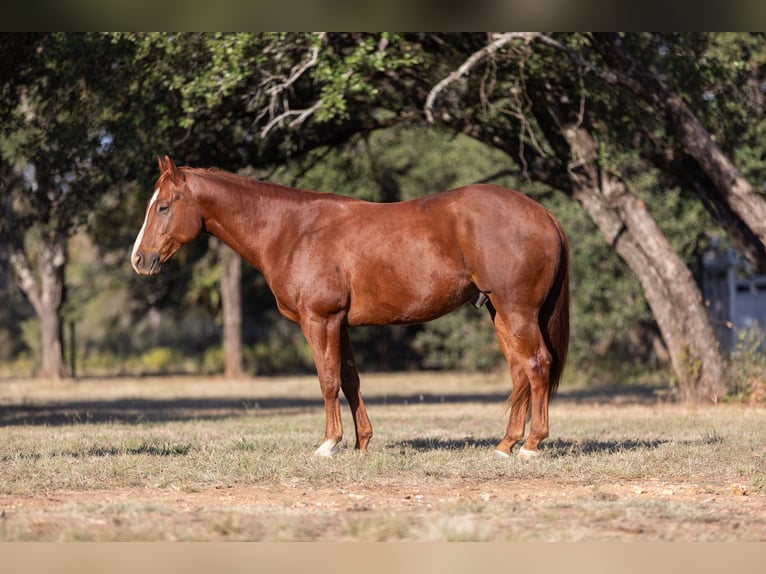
448, 183, 554, 222
339, 183, 562, 287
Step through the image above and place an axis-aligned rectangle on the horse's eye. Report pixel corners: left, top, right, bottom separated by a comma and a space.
158, 204, 169, 213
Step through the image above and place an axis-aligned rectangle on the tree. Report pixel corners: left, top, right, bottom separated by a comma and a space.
418, 33, 730, 401
553, 124, 726, 402
218, 241, 244, 378
0, 33, 131, 378
588, 33, 766, 270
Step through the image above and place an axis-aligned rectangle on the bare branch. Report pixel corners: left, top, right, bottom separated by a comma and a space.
260, 32, 326, 137
424, 32, 536, 123
9, 248, 42, 315
532, 33, 620, 86
475, 168, 520, 184
425, 32, 618, 126
260, 100, 323, 137
266, 32, 326, 98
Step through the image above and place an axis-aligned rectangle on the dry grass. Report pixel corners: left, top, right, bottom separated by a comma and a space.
0, 372, 764, 541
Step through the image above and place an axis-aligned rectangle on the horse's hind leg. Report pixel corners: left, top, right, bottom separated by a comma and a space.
340, 327, 373, 452
492, 306, 552, 458
494, 354, 531, 458
492, 306, 531, 457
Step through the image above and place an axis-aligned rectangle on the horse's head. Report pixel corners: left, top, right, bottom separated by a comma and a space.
131, 155, 204, 275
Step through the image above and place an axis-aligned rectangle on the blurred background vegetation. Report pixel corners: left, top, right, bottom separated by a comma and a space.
1, 33, 765, 403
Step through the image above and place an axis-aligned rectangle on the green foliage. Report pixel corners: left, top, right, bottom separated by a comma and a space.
19, 317, 41, 368
248, 318, 314, 375
0, 292, 28, 362
283, 125, 516, 200
311, 33, 424, 123
138, 347, 184, 374
413, 306, 501, 371
200, 347, 225, 376
185, 247, 223, 312
728, 327, 766, 403
1, 34, 129, 232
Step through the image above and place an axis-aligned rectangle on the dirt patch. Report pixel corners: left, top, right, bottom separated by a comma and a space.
2, 477, 763, 541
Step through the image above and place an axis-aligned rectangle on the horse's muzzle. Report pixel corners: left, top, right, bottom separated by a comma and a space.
131, 251, 161, 275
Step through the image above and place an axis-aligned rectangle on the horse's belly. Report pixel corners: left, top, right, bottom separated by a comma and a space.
340, 221, 475, 326
346, 271, 472, 326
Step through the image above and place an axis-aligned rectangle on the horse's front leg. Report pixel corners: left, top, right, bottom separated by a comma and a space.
300, 312, 345, 457
340, 326, 373, 452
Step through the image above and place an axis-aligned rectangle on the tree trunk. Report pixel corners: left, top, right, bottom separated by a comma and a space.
647, 151, 766, 271
219, 241, 244, 378
501, 74, 731, 402
563, 127, 727, 403
9, 233, 68, 380
590, 33, 766, 269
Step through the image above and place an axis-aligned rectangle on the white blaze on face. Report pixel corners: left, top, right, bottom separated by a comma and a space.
131, 189, 160, 270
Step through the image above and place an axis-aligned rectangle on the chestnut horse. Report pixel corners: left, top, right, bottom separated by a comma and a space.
132, 156, 569, 458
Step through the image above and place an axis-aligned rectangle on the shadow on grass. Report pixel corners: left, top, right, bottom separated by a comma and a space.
0, 396, 322, 427
392, 433, 724, 456
0, 382, 663, 427
0, 441, 192, 462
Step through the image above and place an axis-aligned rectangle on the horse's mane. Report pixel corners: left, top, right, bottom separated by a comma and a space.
184, 166, 248, 182
181, 166, 268, 191
181, 166, 340, 201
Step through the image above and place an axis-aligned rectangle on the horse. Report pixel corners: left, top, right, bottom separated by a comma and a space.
132, 156, 570, 458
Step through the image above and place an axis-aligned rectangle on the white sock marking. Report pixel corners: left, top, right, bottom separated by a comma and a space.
518, 446, 541, 459
314, 439, 339, 457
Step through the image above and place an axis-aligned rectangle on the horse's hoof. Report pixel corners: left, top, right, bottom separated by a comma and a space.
493, 449, 511, 459
518, 446, 541, 459
314, 439, 340, 457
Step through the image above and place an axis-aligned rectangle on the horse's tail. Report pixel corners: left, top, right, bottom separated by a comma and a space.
541, 212, 570, 398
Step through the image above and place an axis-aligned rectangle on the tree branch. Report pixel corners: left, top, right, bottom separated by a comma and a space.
588, 32, 766, 251
9, 247, 42, 315
424, 32, 535, 123
260, 100, 323, 137
267, 33, 326, 97
260, 32, 326, 137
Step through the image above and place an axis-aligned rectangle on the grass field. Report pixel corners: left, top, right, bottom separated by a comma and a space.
0, 371, 764, 541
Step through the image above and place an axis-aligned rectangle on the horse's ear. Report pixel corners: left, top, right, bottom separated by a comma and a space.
166, 155, 184, 183
158, 155, 185, 183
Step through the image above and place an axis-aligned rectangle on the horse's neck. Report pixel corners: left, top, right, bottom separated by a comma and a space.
194, 175, 297, 271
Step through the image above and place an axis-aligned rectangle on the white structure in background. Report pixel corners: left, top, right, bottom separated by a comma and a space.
702, 241, 766, 353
